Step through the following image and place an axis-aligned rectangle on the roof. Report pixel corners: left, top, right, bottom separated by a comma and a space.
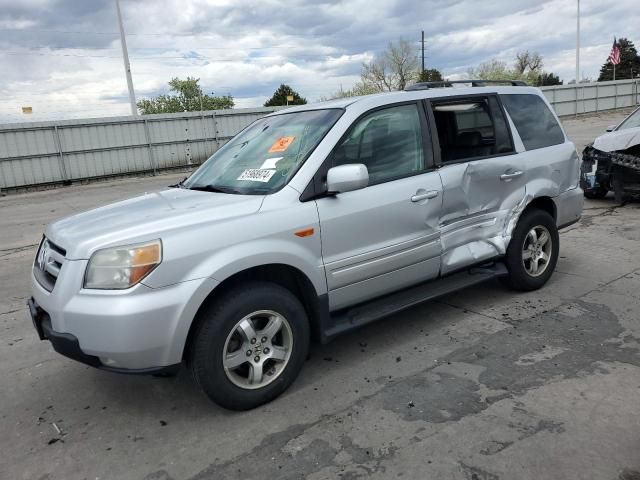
271, 85, 544, 116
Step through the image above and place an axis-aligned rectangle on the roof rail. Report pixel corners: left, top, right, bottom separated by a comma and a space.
405, 80, 528, 91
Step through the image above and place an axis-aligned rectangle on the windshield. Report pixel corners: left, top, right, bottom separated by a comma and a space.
617, 107, 640, 131
184, 108, 343, 194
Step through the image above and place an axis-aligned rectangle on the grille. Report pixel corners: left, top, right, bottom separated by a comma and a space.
33, 237, 66, 292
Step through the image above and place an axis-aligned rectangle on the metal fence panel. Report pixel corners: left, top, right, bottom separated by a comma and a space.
65, 146, 151, 180
0, 107, 279, 189
2, 128, 58, 158
58, 121, 146, 151
541, 79, 639, 117
3, 82, 640, 191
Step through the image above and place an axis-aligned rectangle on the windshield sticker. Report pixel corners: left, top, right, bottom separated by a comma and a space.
237, 168, 276, 183
268, 136, 295, 153
260, 156, 283, 169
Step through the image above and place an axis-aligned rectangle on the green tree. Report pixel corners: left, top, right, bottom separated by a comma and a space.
514, 51, 543, 75
322, 81, 380, 100
536, 72, 563, 86
264, 84, 307, 106
598, 38, 640, 81
417, 68, 443, 82
137, 77, 234, 114
326, 38, 429, 99
361, 38, 419, 91
468, 51, 544, 85
468, 59, 519, 80
324, 38, 444, 100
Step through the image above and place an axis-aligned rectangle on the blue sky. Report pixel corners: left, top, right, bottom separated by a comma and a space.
0, 0, 638, 122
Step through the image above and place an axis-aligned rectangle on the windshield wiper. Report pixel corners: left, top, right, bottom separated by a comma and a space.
187, 184, 242, 194
169, 177, 188, 188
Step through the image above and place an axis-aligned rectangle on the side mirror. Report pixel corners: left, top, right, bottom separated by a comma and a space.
326, 164, 369, 194
605, 125, 616, 132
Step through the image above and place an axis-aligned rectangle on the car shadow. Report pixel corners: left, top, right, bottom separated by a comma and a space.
86, 279, 512, 416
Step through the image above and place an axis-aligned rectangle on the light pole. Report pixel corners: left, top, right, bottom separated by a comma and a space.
116, 0, 137, 116
575, 0, 580, 83
421, 30, 425, 75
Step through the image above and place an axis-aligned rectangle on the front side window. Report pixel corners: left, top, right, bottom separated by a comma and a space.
617, 107, 640, 131
332, 104, 427, 185
431, 96, 513, 162
184, 109, 343, 194
500, 94, 565, 150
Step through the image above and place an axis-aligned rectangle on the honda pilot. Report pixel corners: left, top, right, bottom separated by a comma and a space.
28, 82, 583, 410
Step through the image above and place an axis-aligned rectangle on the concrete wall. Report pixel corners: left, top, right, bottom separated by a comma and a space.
0, 107, 280, 190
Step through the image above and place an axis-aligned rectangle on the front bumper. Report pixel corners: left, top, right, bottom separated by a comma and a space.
581, 146, 640, 195
28, 297, 180, 375
30, 261, 219, 371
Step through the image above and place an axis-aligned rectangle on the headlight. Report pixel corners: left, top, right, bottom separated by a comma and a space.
84, 239, 162, 289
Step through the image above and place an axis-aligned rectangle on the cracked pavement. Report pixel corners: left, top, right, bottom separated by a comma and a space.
1, 110, 640, 480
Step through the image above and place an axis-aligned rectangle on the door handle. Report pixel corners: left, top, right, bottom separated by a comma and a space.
499, 171, 524, 182
411, 190, 439, 202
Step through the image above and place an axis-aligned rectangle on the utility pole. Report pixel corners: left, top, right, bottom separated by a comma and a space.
116, 0, 137, 116
575, 0, 580, 84
421, 30, 425, 75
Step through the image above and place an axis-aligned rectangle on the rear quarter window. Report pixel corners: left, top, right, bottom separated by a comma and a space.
500, 94, 565, 150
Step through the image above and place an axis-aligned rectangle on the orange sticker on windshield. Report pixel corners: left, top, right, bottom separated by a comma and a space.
268, 136, 295, 153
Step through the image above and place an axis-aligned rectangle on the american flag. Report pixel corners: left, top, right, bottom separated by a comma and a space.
609, 37, 621, 65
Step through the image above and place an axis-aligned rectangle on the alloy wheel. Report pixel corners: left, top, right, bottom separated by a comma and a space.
222, 310, 293, 390
521, 225, 553, 277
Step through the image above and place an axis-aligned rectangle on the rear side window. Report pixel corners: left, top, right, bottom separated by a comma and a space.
500, 94, 565, 150
431, 96, 513, 162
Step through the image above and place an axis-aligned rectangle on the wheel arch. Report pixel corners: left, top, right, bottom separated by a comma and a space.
182, 263, 327, 362
525, 195, 557, 221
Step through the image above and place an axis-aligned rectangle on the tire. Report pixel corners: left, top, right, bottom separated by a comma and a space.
502, 209, 559, 291
189, 281, 310, 410
612, 170, 625, 204
584, 186, 608, 199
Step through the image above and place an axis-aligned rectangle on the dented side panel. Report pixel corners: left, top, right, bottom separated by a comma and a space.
437, 139, 579, 276
520, 142, 580, 198
438, 155, 527, 275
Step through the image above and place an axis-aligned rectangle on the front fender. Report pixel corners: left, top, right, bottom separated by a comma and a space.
202, 238, 327, 295
142, 187, 324, 293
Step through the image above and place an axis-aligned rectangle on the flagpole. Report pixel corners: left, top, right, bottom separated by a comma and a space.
614, 64, 616, 81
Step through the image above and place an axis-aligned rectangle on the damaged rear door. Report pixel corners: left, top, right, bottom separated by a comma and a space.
426, 94, 525, 275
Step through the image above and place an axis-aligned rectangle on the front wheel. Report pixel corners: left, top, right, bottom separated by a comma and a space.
502, 209, 559, 291
189, 281, 310, 410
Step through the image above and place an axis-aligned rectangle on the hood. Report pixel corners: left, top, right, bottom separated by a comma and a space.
46, 188, 264, 259
593, 127, 640, 153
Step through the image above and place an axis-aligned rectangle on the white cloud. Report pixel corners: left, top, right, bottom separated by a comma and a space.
0, 0, 639, 122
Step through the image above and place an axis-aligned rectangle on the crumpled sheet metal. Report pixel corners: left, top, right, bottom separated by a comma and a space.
583, 145, 640, 173
439, 192, 532, 275
438, 159, 534, 275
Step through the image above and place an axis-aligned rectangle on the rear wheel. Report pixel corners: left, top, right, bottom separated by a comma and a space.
502, 209, 559, 291
584, 186, 608, 199
189, 281, 309, 410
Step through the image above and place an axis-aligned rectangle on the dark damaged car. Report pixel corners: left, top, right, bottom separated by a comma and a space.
581, 106, 640, 202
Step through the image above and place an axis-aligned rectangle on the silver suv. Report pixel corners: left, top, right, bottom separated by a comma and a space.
28, 82, 583, 410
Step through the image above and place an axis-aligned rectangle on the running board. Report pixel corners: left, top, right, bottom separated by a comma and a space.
324, 263, 507, 339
